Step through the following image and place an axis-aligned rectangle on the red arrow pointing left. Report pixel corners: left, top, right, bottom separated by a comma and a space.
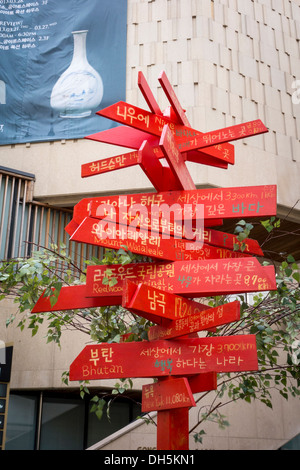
69, 335, 258, 381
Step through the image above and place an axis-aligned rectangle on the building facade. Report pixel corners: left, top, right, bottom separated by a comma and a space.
0, 0, 299, 450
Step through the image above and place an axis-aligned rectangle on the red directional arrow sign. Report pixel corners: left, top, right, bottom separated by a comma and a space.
122, 279, 240, 331
85, 124, 159, 148
147, 301, 240, 341
69, 335, 258, 381
65, 214, 264, 257
138, 70, 163, 116
97, 101, 268, 164
81, 143, 228, 179
142, 377, 196, 412
159, 124, 196, 191
85, 258, 276, 298
98, 101, 267, 151
158, 70, 191, 127
68, 196, 264, 256
123, 279, 211, 323
72, 185, 277, 226
69, 217, 250, 262
31, 285, 122, 313
81, 150, 141, 178
176, 119, 268, 154
97, 101, 235, 164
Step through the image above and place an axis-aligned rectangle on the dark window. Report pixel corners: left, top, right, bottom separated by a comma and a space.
5, 390, 141, 450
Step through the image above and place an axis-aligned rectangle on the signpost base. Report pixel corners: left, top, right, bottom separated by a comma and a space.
157, 407, 189, 450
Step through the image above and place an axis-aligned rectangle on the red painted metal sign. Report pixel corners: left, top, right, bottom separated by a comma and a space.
67, 212, 263, 258
97, 102, 235, 165
97, 102, 268, 166
142, 378, 196, 412
98, 100, 267, 149
188, 372, 217, 394
146, 303, 236, 340
158, 71, 191, 126
72, 185, 277, 226
69, 335, 258, 381
123, 279, 240, 330
159, 124, 196, 191
85, 124, 158, 150
85, 258, 276, 298
81, 147, 228, 180
31, 285, 122, 313
176, 119, 268, 154
69, 202, 264, 258
123, 279, 209, 324
82, 139, 228, 179
138, 70, 163, 116
84, 71, 234, 179
69, 217, 250, 262
81, 150, 140, 178
147, 303, 241, 340
138, 140, 184, 192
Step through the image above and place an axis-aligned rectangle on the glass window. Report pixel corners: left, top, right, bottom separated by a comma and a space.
280, 434, 300, 450
86, 399, 141, 448
5, 394, 38, 450
0, 383, 7, 397
87, 400, 130, 448
39, 397, 85, 450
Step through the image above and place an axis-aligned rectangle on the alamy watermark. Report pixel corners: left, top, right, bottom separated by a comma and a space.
93, 196, 205, 250
292, 80, 300, 105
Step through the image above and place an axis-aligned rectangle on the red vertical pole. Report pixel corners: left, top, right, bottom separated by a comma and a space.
155, 376, 190, 450
156, 408, 189, 450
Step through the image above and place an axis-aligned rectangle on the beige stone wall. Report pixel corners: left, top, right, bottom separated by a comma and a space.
88, 391, 300, 450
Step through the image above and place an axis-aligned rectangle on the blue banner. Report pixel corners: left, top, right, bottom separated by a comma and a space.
0, 0, 127, 145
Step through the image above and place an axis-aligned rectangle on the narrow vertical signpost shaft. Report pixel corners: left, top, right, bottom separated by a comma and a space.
31, 70, 277, 451
157, 406, 190, 450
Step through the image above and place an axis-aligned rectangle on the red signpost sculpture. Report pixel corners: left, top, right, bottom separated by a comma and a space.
32, 71, 277, 450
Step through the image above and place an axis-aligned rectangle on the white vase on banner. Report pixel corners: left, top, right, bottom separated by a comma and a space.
50, 30, 103, 118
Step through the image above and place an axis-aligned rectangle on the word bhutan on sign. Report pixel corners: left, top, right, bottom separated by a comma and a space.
69, 335, 259, 381
32, 71, 277, 450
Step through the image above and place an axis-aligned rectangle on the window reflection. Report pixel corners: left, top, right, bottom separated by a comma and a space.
40, 397, 85, 450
